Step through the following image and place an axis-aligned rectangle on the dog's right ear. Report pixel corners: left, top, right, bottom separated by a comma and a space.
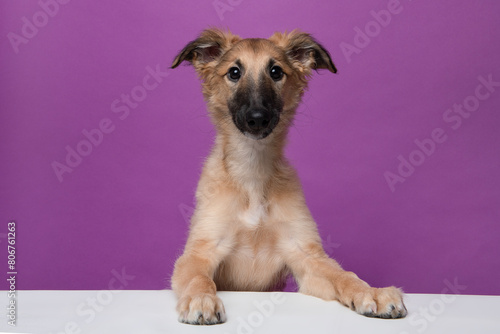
171, 28, 241, 70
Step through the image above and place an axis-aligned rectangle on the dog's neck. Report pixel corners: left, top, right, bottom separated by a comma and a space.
214, 130, 287, 228
218, 130, 287, 193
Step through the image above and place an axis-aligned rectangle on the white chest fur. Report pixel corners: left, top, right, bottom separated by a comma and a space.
224, 135, 276, 228
239, 198, 267, 228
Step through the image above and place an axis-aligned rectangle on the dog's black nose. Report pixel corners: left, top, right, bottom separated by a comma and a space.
246, 110, 271, 131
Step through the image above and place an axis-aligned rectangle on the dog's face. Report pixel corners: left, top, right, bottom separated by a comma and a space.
172, 29, 336, 140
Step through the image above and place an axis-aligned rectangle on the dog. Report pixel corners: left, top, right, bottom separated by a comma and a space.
170, 28, 407, 325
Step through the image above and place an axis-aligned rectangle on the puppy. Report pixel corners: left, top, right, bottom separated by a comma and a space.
170, 28, 407, 325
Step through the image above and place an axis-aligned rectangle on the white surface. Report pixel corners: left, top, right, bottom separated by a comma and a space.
1, 290, 499, 333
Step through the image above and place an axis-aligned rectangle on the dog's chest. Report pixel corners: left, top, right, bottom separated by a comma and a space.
236, 166, 272, 228
228, 140, 274, 228
238, 198, 267, 228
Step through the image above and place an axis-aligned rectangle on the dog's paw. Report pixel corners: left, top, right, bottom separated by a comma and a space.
177, 293, 227, 325
350, 287, 407, 319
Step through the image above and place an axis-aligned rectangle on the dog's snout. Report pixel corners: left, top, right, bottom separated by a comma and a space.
246, 110, 271, 131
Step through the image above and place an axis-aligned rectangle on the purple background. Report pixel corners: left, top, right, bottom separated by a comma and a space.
1, 0, 499, 295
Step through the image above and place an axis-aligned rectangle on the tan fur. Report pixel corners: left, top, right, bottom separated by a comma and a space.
171, 29, 407, 325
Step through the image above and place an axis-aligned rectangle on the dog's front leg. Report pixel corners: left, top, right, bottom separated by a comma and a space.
286, 238, 407, 319
171, 239, 227, 325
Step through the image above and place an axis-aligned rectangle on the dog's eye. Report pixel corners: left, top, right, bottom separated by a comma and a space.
227, 67, 241, 82
270, 66, 284, 81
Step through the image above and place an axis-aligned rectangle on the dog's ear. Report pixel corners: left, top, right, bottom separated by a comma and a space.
269, 30, 337, 74
171, 28, 241, 70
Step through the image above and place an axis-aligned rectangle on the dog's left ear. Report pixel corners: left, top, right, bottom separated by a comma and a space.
270, 30, 337, 74
171, 28, 241, 70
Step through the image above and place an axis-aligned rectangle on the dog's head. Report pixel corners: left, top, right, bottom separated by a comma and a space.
172, 28, 336, 140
